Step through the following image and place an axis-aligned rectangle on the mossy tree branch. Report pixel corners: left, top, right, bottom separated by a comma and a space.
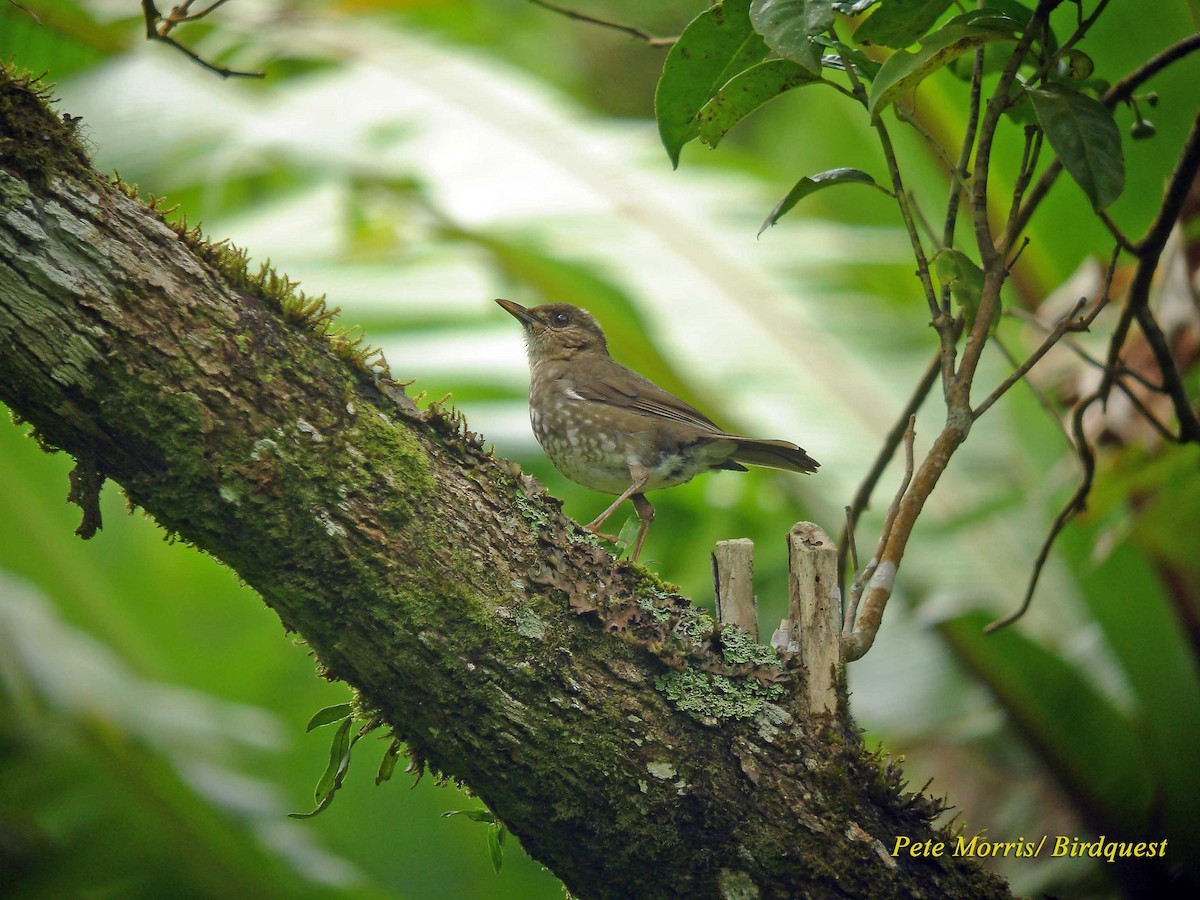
0, 70, 1007, 899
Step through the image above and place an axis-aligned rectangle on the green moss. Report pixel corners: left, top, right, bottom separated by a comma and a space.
717, 869, 761, 900
654, 667, 784, 721
0, 66, 95, 191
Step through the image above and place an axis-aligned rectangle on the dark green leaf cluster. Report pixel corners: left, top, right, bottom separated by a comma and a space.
290, 703, 399, 819
655, 0, 1127, 237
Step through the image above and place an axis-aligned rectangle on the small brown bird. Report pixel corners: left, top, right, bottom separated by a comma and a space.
497, 299, 819, 561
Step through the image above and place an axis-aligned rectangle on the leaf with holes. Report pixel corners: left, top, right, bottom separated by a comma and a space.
656, 0, 770, 167
867, 15, 1022, 120
1027, 83, 1125, 210
697, 58, 824, 148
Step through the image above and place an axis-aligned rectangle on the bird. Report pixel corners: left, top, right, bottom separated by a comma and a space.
496, 299, 819, 561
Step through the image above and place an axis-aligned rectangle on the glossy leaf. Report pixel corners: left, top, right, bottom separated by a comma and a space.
697, 58, 824, 148
1027, 83, 1125, 210
867, 16, 1022, 119
656, 0, 770, 167
854, 0, 954, 48
304, 701, 353, 731
939, 611, 1155, 834
750, 0, 836, 74
758, 168, 888, 235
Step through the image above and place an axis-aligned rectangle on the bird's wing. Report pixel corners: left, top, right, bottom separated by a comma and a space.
570, 359, 819, 474
570, 362, 723, 431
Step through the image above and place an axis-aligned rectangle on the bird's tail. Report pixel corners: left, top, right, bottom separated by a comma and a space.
726, 436, 820, 474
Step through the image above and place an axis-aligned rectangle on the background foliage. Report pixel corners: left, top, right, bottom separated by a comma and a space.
2, 1, 1198, 897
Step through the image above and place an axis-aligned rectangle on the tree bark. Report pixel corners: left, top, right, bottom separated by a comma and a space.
0, 69, 1008, 899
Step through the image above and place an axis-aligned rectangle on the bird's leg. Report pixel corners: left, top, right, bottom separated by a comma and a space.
629, 493, 655, 562
586, 465, 650, 545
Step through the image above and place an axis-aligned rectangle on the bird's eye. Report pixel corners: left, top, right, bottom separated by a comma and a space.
551, 311, 571, 327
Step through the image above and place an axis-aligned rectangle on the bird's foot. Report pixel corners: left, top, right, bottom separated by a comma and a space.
584, 524, 622, 543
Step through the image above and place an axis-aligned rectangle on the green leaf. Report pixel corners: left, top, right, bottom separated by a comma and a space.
289, 716, 354, 819
304, 702, 353, 732
939, 611, 1155, 835
442, 809, 497, 823
375, 738, 403, 786
758, 168, 888, 235
314, 716, 353, 804
854, 0, 954, 49
1056, 48, 1095, 80
487, 823, 506, 874
1026, 84, 1125, 210
810, 35, 882, 79
834, 0, 879, 13
696, 59, 824, 148
656, 0, 770, 167
933, 248, 996, 332
866, 16, 1022, 119
750, 0, 836, 74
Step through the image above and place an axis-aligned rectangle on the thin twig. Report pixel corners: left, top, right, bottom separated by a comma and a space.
954, 1, 1058, 414
941, 48, 985, 261
836, 34, 943, 322
1098, 108, 1200, 441
1025, 0, 1112, 89
1098, 209, 1139, 255
141, 0, 265, 78
896, 103, 970, 195
527, 0, 676, 46
842, 506, 859, 633
6, 0, 40, 24
986, 392, 1099, 632
991, 335, 1074, 447
845, 417, 917, 637
999, 128, 1042, 258
838, 348, 941, 584
972, 243, 1121, 419
1043, 335, 1184, 440
972, 297, 1088, 420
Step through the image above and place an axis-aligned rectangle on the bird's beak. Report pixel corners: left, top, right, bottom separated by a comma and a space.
495, 298, 538, 327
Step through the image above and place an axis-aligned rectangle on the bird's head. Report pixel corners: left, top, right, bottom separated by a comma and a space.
495, 299, 609, 363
